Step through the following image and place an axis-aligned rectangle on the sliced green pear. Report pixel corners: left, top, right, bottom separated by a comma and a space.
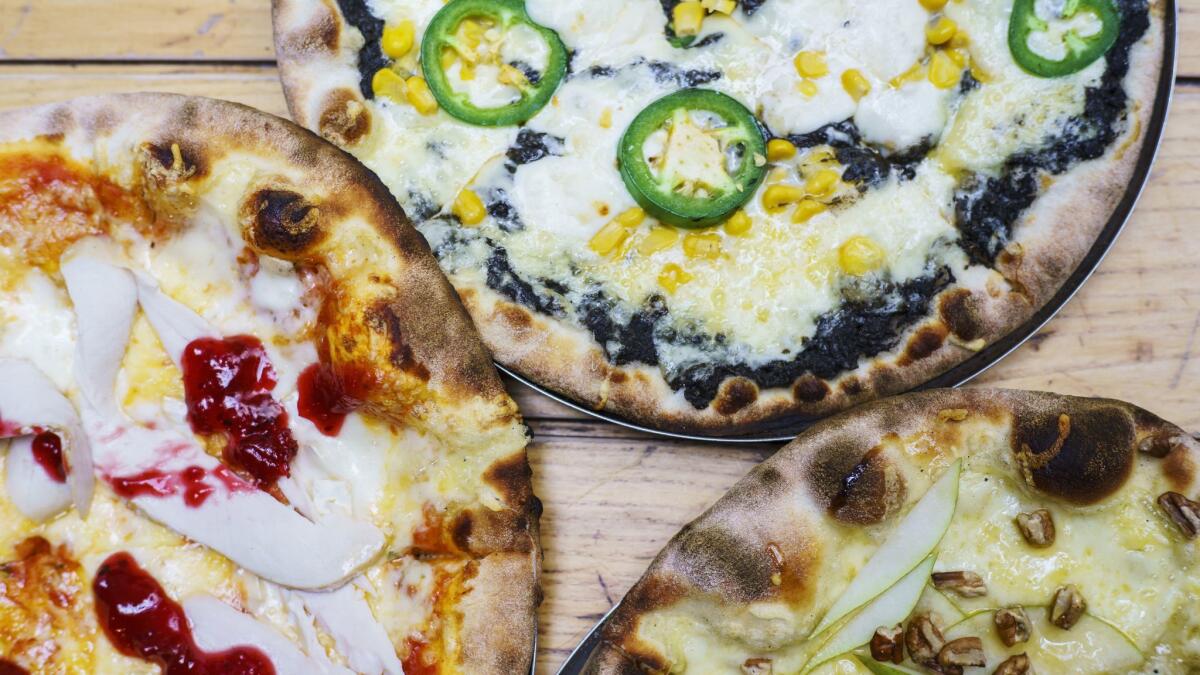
812, 460, 962, 636
944, 607, 1144, 671
805, 556, 936, 671
853, 653, 925, 675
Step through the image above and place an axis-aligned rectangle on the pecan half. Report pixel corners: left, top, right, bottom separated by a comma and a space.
1138, 431, 1182, 458
1049, 584, 1086, 629
994, 653, 1032, 675
1157, 492, 1200, 538
742, 657, 772, 675
870, 625, 904, 664
932, 570, 988, 597
905, 613, 945, 667
993, 606, 1032, 646
939, 637, 986, 670
1015, 509, 1056, 548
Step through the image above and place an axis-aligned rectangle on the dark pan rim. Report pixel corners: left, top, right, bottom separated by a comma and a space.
508, 1, 1180, 445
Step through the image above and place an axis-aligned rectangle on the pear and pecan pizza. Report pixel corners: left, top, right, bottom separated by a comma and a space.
273, 0, 1167, 433
583, 389, 1200, 674
0, 94, 538, 674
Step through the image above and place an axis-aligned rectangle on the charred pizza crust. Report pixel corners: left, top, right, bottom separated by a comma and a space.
583, 388, 1200, 673
272, 0, 1169, 435
0, 94, 539, 674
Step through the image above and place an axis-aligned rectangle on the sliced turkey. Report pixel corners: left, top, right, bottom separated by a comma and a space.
0, 359, 93, 517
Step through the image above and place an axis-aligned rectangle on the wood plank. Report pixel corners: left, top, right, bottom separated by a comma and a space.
0, 0, 273, 61
0, 66, 1197, 673
0, 0, 1197, 77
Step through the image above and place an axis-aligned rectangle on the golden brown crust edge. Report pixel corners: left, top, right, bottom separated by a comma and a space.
272, 0, 1169, 435
583, 387, 1199, 672
0, 93, 540, 674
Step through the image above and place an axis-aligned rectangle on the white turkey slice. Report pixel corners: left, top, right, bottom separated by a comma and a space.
60, 240, 138, 417
4, 436, 72, 522
133, 271, 213, 368
295, 584, 405, 675
184, 595, 354, 675
0, 359, 94, 517
69, 253, 386, 590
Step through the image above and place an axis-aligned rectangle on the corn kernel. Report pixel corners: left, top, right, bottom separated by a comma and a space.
589, 220, 629, 256
682, 232, 722, 259
452, 189, 486, 226
724, 210, 753, 236
673, 1, 705, 37
926, 16, 957, 45
949, 31, 971, 49
637, 226, 679, 254
928, 50, 963, 89
767, 167, 790, 183
838, 236, 886, 275
766, 138, 798, 162
371, 68, 407, 102
919, 0, 948, 10
499, 63, 529, 88
808, 146, 838, 165
890, 62, 926, 88
762, 184, 806, 211
440, 47, 458, 71
798, 79, 819, 97
405, 76, 439, 114
792, 199, 827, 223
381, 20, 416, 59
840, 69, 871, 101
615, 207, 646, 228
702, 0, 737, 13
805, 169, 840, 197
946, 47, 969, 68
794, 51, 829, 79
599, 108, 613, 129
459, 19, 484, 54
658, 263, 693, 294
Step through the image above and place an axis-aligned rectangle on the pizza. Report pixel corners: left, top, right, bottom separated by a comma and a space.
581, 389, 1200, 674
272, 0, 1168, 433
0, 94, 539, 674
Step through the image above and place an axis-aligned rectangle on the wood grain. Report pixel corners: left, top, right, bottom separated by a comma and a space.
0, 0, 1197, 77
0, 59, 1196, 675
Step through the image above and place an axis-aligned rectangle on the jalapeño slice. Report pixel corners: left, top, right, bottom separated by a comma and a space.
618, 89, 767, 229
419, 0, 568, 126
1008, 0, 1119, 78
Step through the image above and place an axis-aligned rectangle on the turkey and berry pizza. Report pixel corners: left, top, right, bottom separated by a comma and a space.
583, 389, 1200, 674
273, 0, 1167, 433
0, 94, 538, 674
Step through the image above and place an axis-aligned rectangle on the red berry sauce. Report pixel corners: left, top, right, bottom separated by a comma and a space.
181, 336, 297, 487
31, 431, 67, 483
109, 465, 246, 507
93, 552, 275, 675
0, 659, 29, 675
296, 363, 368, 437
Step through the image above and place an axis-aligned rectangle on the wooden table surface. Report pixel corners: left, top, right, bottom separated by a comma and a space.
1, 2, 1197, 671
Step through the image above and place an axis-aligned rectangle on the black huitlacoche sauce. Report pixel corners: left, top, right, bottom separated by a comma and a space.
954, 0, 1149, 265
336, 0, 388, 99
343, 0, 1149, 410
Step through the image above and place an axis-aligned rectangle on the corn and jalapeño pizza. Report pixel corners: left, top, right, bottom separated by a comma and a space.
583, 389, 1200, 674
273, 0, 1167, 433
0, 94, 539, 674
